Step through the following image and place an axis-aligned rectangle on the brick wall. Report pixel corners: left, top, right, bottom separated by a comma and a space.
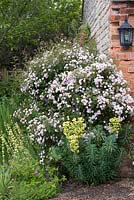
109, 1, 134, 96
83, 0, 134, 178
83, 0, 134, 95
83, 0, 111, 54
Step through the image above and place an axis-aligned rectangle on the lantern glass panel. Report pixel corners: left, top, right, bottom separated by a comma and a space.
120, 30, 132, 46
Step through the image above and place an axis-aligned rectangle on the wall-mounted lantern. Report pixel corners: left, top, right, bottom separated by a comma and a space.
118, 18, 134, 49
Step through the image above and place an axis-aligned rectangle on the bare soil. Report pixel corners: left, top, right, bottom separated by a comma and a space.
50, 178, 134, 200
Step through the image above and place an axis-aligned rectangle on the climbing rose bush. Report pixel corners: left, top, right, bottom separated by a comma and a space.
14, 41, 134, 161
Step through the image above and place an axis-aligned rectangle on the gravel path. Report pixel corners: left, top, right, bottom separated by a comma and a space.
50, 179, 134, 200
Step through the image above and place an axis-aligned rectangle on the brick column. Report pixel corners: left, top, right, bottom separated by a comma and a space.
109, 0, 134, 96
109, 1, 134, 178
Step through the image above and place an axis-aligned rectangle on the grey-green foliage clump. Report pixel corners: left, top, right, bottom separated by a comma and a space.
51, 126, 127, 185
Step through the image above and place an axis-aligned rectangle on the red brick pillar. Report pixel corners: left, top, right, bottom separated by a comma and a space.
109, 1, 134, 178
109, 1, 134, 97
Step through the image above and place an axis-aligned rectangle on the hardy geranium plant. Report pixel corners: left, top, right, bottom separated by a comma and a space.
14, 41, 134, 163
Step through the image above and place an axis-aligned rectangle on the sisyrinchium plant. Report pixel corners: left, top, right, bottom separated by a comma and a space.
0, 96, 25, 164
